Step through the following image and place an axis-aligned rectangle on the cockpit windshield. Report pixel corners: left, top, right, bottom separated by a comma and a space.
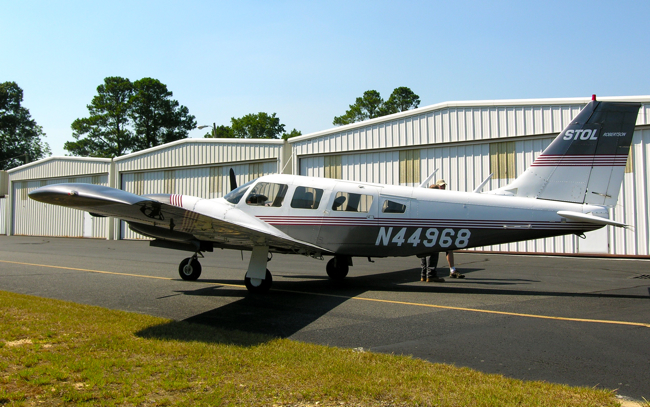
223, 179, 256, 204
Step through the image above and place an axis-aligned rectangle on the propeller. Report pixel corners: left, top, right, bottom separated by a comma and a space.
229, 168, 237, 191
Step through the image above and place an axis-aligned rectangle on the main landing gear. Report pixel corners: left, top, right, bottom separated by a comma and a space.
177, 247, 274, 294
178, 251, 353, 294
244, 269, 273, 294
179, 254, 202, 281
326, 256, 350, 280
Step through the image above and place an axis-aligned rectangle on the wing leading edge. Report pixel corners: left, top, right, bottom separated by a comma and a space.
28, 183, 327, 255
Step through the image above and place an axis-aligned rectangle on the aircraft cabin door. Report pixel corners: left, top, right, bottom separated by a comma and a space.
317, 183, 380, 254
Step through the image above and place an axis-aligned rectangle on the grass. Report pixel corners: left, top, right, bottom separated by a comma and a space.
0, 289, 622, 406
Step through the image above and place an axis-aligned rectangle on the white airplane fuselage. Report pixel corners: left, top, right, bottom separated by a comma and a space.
186, 174, 604, 258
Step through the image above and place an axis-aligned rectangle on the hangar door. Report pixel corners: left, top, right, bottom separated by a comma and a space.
12, 175, 109, 238
120, 161, 277, 240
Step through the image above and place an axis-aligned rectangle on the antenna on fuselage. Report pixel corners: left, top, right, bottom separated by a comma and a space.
229, 168, 237, 191
473, 173, 493, 193
418, 168, 439, 188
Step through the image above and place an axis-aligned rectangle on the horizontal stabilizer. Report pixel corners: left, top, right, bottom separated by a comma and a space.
557, 210, 627, 228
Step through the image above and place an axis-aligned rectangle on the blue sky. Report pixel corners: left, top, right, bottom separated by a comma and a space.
2, 1, 649, 156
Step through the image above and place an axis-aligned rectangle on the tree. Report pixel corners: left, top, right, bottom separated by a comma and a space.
65, 77, 135, 158
0, 81, 50, 170
231, 112, 285, 139
65, 76, 195, 158
203, 124, 234, 139
333, 87, 421, 126
204, 113, 301, 140
383, 86, 421, 114
282, 128, 301, 140
333, 90, 384, 125
130, 78, 196, 151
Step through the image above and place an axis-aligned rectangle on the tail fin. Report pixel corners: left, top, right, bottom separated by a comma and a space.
489, 99, 641, 206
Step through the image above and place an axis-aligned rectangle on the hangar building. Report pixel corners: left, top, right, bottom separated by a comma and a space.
3, 96, 649, 257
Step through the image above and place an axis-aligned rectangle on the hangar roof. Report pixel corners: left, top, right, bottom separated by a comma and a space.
288, 95, 650, 145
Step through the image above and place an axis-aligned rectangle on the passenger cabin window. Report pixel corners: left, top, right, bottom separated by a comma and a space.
332, 191, 373, 213
291, 186, 324, 209
246, 182, 288, 207
382, 200, 406, 214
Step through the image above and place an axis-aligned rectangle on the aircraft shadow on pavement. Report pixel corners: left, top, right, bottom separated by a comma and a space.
136, 267, 648, 344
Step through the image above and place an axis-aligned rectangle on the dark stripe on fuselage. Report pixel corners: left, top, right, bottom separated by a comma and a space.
531, 154, 628, 167
257, 216, 599, 257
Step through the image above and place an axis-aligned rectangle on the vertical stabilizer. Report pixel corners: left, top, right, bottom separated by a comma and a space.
489, 100, 640, 206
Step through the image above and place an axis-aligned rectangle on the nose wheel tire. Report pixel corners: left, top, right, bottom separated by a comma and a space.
179, 257, 202, 281
245, 269, 273, 294
326, 257, 349, 280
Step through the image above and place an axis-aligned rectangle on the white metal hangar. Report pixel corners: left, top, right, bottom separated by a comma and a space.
5, 157, 111, 239
4, 95, 650, 257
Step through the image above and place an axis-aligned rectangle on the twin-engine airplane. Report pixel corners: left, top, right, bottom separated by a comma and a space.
30, 98, 641, 293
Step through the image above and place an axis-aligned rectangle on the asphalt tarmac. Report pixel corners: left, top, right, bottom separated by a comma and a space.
1, 235, 648, 400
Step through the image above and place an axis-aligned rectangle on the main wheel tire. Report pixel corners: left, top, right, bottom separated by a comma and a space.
179, 257, 202, 281
245, 269, 273, 294
326, 257, 349, 280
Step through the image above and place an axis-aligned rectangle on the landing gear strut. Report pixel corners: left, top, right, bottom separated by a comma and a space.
243, 246, 273, 294
326, 256, 350, 280
178, 253, 202, 281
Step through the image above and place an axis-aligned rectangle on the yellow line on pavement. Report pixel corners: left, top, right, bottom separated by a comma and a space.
270, 287, 650, 328
2, 259, 649, 328
350, 296, 650, 328
0, 259, 247, 288
0, 259, 174, 281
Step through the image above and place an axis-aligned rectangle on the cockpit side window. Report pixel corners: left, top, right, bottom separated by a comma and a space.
382, 200, 407, 214
246, 182, 289, 207
290, 186, 324, 209
332, 191, 373, 213
224, 179, 256, 204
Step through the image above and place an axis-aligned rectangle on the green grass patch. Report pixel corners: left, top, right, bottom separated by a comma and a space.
0, 290, 621, 406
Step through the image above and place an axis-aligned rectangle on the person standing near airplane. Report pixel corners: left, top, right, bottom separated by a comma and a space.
420, 179, 465, 282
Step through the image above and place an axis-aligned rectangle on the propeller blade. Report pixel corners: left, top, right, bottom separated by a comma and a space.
229, 168, 237, 191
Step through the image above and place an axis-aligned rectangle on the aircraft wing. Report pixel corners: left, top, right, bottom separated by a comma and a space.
29, 183, 328, 255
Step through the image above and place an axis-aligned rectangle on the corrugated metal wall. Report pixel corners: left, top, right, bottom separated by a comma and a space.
6, 158, 112, 238
292, 104, 585, 158
610, 128, 650, 256
0, 198, 5, 235
8, 158, 111, 181
291, 99, 650, 160
12, 175, 108, 238
115, 139, 284, 173
120, 161, 277, 239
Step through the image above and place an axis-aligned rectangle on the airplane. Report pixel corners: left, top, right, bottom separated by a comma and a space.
29, 98, 641, 293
